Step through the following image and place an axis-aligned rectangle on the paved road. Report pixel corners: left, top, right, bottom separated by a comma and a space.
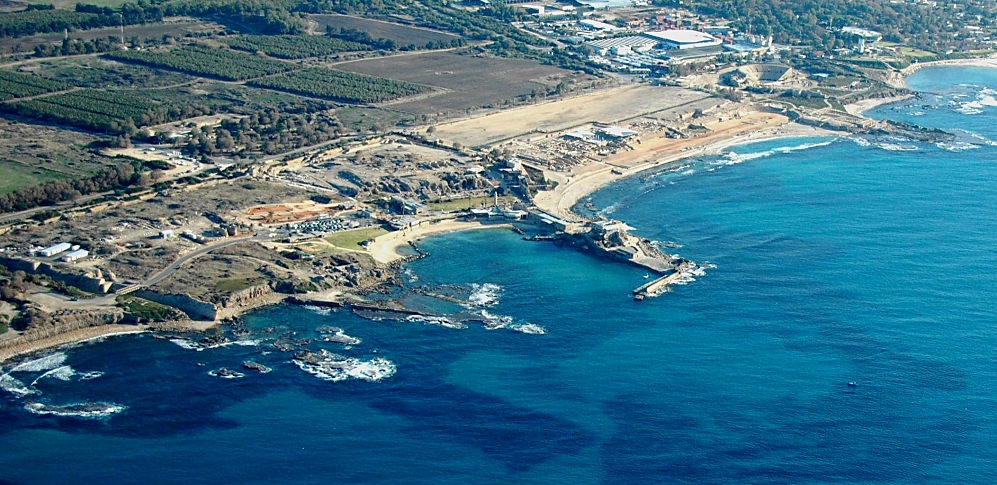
140, 233, 266, 287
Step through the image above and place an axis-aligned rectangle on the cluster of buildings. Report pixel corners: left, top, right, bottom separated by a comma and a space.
36, 242, 89, 263
514, 1, 896, 72
583, 27, 772, 73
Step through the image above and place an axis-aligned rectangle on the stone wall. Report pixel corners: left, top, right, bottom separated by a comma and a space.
131, 289, 218, 321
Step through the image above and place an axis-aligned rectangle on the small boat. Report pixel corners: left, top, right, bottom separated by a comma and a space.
847, 381, 857, 387
643, 274, 650, 279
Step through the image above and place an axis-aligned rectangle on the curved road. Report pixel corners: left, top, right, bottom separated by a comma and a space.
140, 233, 264, 287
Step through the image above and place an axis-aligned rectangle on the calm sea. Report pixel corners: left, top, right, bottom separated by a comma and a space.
2, 66, 996, 484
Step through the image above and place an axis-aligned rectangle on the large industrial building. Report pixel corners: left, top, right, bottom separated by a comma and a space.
642, 29, 722, 50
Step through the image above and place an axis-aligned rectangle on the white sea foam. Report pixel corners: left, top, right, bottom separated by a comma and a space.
24, 401, 126, 419
720, 140, 834, 166
510, 323, 546, 335
205, 339, 260, 349
293, 351, 396, 382
169, 338, 203, 351
30, 365, 76, 386
936, 141, 980, 152
0, 373, 36, 397
480, 309, 513, 329
468, 283, 502, 307
79, 371, 104, 380
875, 143, 918, 151
208, 368, 245, 379
405, 314, 467, 329
304, 305, 333, 316
10, 352, 67, 373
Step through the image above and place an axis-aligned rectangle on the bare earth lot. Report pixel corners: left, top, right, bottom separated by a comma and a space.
334, 51, 585, 115
431, 84, 713, 147
309, 14, 457, 45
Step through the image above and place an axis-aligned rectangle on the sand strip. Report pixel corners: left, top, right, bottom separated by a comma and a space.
368, 219, 514, 264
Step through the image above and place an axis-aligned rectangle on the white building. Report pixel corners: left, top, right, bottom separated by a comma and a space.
643, 30, 722, 50
579, 19, 620, 33
586, 36, 658, 56
39, 242, 71, 257
61, 249, 88, 263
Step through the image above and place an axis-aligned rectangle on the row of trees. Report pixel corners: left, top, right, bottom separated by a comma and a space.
0, 1, 162, 39
2, 89, 175, 135
0, 160, 149, 213
107, 45, 294, 81
0, 70, 70, 102
226, 34, 370, 58
297, 0, 547, 47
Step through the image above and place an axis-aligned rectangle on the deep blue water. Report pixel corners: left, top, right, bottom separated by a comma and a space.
2, 66, 997, 484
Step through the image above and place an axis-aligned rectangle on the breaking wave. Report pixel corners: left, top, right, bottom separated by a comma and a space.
510, 323, 546, 335
720, 140, 834, 166
304, 305, 333, 316
0, 373, 36, 397
10, 352, 67, 373
467, 283, 502, 307
24, 401, 125, 419
30, 365, 75, 386
293, 350, 395, 382
406, 314, 467, 329
937, 141, 980, 152
476, 310, 544, 334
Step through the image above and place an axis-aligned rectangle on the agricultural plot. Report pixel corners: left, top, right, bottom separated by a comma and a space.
334, 51, 581, 115
2, 88, 170, 133
225, 35, 370, 59
309, 14, 457, 47
247, 67, 431, 103
107, 45, 294, 81
30, 57, 195, 88
0, 70, 70, 101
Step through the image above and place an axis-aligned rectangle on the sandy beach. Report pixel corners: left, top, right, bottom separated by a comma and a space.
533, 112, 836, 218
900, 56, 997, 79
368, 219, 514, 264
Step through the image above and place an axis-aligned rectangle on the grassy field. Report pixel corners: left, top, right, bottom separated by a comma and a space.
323, 226, 388, 251
334, 51, 579, 115
898, 46, 938, 60
0, 160, 67, 194
309, 14, 457, 46
214, 277, 254, 292
0, 118, 110, 195
116, 295, 184, 321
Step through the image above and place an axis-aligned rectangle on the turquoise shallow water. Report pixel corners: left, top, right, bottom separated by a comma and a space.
1, 66, 997, 484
